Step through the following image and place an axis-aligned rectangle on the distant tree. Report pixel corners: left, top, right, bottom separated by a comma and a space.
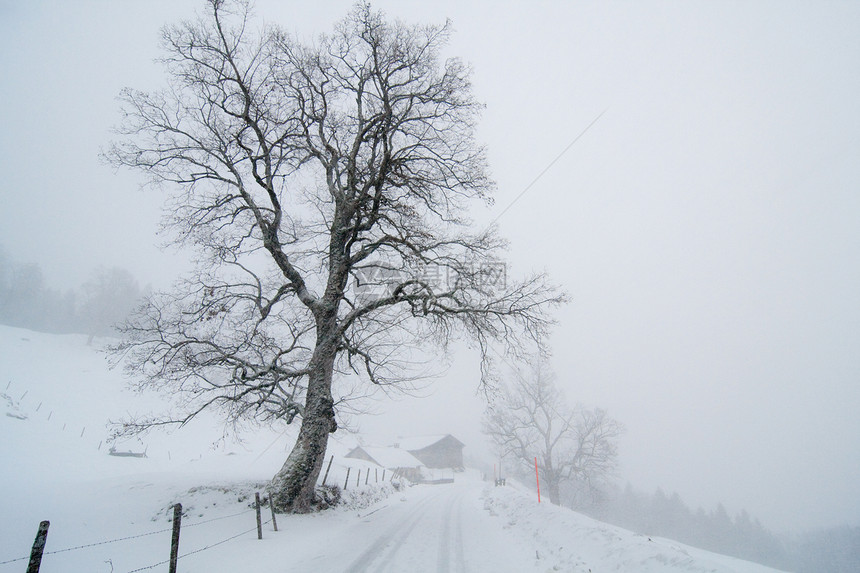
0, 247, 8, 293
106, 0, 564, 512
733, 510, 786, 566
642, 488, 693, 539
0, 247, 11, 322
710, 502, 735, 554
791, 525, 860, 573
0, 261, 46, 329
0, 248, 67, 332
589, 484, 791, 570
58, 289, 79, 333
609, 482, 649, 528
483, 361, 623, 505
37, 286, 79, 334
79, 267, 142, 342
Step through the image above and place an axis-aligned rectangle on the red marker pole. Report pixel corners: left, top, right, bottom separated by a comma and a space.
534, 457, 541, 503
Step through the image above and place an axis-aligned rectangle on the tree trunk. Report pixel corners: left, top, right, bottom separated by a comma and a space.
545, 473, 561, 505
270, 351, 337, 513
270, 215, 350, 513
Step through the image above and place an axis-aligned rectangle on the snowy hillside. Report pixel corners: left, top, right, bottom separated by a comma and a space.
0, 325, 788, 572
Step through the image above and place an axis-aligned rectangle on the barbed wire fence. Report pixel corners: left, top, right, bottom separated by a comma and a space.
4, 381, 402, 571
125, 519, 272, 573
0, 496, 276, 573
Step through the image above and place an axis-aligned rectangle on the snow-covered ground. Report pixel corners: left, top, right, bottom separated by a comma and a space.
0, 325, 787, 572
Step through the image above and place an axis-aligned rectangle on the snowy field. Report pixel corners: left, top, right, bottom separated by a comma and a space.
0, 325, 787, 572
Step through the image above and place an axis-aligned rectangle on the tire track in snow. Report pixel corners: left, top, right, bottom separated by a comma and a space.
436, 493, 455, 572
345, 490, 442, 573
436, 490, 467, 573
452, 493, 466, 573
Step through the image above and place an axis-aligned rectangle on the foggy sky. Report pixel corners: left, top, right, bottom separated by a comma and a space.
1, 1, 858, 533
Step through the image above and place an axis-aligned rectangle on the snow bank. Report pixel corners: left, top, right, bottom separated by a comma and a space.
482, 480, 787, 573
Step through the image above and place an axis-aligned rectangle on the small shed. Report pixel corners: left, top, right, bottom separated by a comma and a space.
345, 446, 425, 482
393, 434, 465, 470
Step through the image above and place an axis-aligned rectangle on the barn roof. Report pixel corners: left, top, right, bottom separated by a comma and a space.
348, 446, 424, 469
394, 434, 464, 451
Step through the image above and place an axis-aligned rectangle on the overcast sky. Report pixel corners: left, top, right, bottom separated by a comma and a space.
1, 0, 858, 533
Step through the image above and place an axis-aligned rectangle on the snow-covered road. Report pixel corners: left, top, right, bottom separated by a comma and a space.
288, 476, 526, 572
339, 487, 467, 572
272, 472, 786, 573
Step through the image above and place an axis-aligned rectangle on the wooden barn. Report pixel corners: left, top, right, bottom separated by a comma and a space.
393, 434, 465, 470
345, 446, 425, 482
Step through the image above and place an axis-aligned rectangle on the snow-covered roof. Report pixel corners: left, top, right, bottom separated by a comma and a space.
393, 434, 463, 451
350, 446, 424, 469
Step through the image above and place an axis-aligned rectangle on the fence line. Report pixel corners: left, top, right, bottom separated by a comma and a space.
3, 468, 401, 570
0, 502, 265, 570
181, 508, 257, 529
125, 518, 273, 573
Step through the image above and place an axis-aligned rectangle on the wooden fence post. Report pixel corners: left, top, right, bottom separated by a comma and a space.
268, 493, 278, 532
344, 467, 351, 490
321, 455, 334, 486
356, 468, 360, 488
375, 468, 378, 483
365, 469, 369, 485
26, 521, 49, 573
381, 469, 385, 482
169, 504, 181, 573
255, 493, 263, 540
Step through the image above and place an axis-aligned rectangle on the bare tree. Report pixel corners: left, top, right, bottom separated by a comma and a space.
106, 0, 565, 513
483, 362, 623, 505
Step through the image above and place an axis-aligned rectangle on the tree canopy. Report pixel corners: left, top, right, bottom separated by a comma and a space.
108, 0, 564, 511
